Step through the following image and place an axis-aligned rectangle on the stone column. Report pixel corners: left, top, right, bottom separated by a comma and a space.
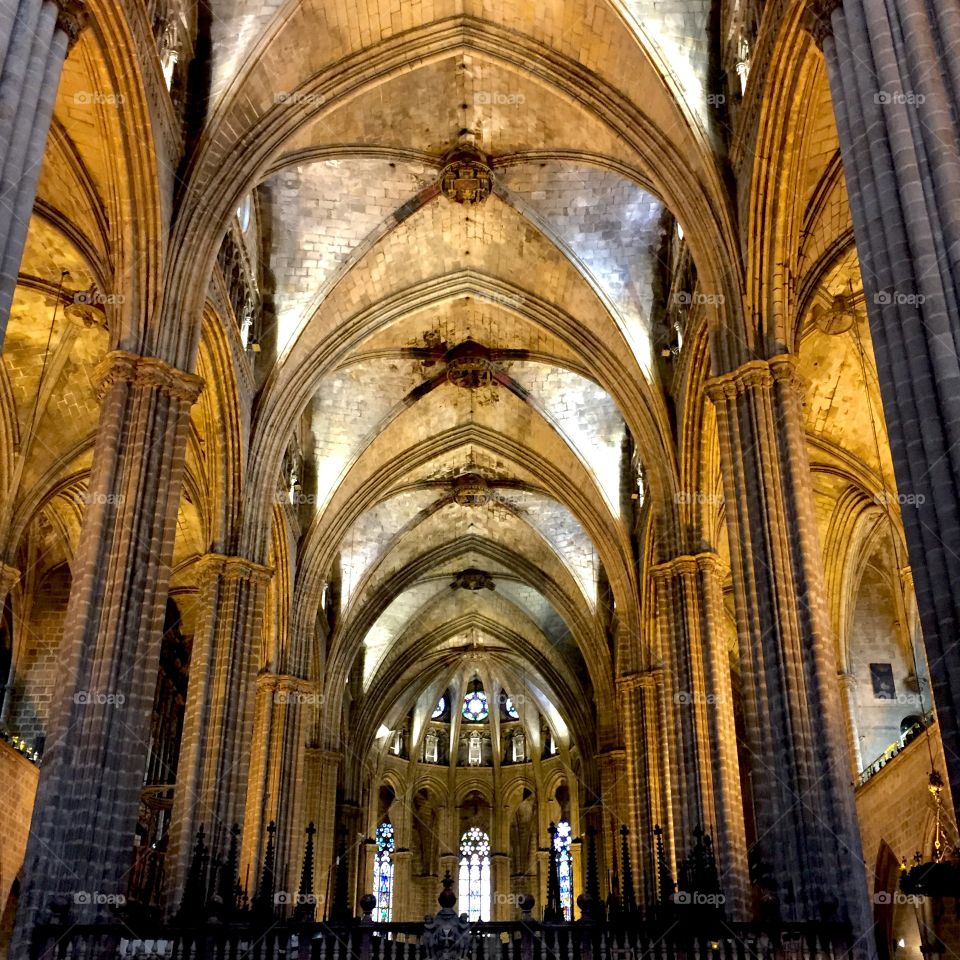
652, 553, 749, 918
0, 0, 86, 347
0, 562, 19, 723
617, 671, 669, 907
164, 553, 272, 911
240, 672, 320, 904
305, 748, 340, 916
596, 748, 627, 900
838, 672, 863, 777
391, 848, 413, 921
10, 352, 202, 952
706, 356, 872, 948
808, 0, 960, 821
490, 851, 510, 919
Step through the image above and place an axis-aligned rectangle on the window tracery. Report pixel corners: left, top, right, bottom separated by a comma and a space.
458, 827, 491, 921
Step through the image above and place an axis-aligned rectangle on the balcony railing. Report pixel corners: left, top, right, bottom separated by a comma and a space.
856, 712, 934, 787
30, 916, 852, 960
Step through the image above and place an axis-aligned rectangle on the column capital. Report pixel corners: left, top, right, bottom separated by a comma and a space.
617, 668, 662, 693
838, 671, 858, 690
54, 0, 88, 46
305, 746, 342, 769
94, 351, 204, 404
257, 671, 319, 698
804, 0, 843, 49
0, 562, 20, 597
705, 354, 805, 404
194, 552, 273, 585
650, 552, 725, 582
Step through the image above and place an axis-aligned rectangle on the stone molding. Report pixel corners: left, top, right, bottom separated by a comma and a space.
194, 552, 273, 586
617, 668, 662, 693
805, 0, 844, 49
0, 562, 20, 596
54, 0, 88, 46
705, 354, 805, 403
94, 351, 204, 404
649, 552, 724, 582
256, 671, 320, 698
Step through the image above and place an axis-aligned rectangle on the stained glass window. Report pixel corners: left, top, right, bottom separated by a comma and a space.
554, 821, 573, 920
504, 696, 519, 719
425, 730, 438, 763
375, 822, 395, 921
462, 687, 488, 722
432, 697, 446, 719
512, 732, 525, 762
458, 827, 491, 921
468, 732, 483, 765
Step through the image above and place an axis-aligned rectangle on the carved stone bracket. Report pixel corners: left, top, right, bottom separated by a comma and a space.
94, 351, 204, 404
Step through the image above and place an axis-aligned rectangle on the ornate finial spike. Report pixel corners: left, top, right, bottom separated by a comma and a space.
544, 822, 563, 921
295, 822, 318, 921
620, 825, 637, 915
253, 820, 278, 919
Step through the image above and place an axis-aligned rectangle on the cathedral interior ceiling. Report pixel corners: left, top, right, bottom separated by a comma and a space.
0, 0, 908, 766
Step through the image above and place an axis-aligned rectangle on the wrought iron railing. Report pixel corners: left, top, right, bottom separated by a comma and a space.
856, 712, 935, 787
30, 916, 852, 960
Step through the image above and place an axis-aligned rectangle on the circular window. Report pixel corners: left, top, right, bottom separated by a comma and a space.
462, 689, 488, 722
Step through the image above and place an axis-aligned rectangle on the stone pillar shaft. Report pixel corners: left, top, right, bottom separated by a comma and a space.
618, 672, 668, 906
242, 672, 320, 902
304, 747, 340, 917
164, 553, 272, 911
11, 352, 201, 952
706, 356, 872, 948
0, 0, 85, 347
653, 553, 749, 918
810, 0, 960, 819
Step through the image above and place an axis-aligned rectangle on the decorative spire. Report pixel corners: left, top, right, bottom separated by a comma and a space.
179, 825, 208, 922
620, 825, 637, 915
253, 821, 277, 919
585, 825, 600, 903
544, 823, 564, 921
218, 823, 242, 916
295, 822, 317, 921
330, 827, 352, 922
654, 825, 674, 907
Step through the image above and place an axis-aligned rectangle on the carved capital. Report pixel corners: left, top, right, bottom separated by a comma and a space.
706, 355, 805, 405
54, 0, 88, 46
805, 0, 843, 48
94, 351, 204, 404
704, 359, 773, 404
618, 668, 662, 694
651, 552, 726, 586
0, 562, 20, 597
194, 552, 273, 587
